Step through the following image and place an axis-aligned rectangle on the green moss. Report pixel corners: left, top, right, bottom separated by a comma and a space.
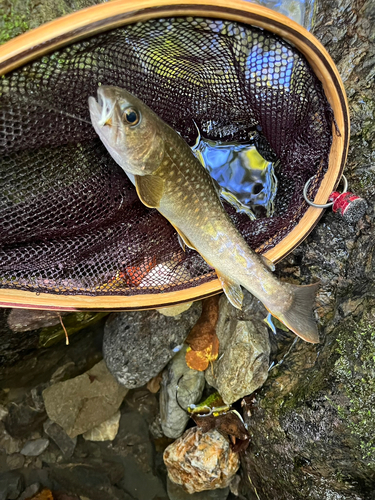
0, 9, 29, 45
334, 316, 375, 463
38, 312, 108, 347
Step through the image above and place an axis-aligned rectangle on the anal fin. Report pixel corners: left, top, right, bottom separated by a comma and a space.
217, 272, 243, 309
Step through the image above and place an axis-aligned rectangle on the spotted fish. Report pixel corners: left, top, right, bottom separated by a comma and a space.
89, 86, 319, 343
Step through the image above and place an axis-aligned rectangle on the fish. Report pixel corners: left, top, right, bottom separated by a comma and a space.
88, 86, 319, 343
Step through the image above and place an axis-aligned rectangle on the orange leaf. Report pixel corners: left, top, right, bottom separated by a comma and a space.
185, 338, 219, 372
29, 489, 54, 500
185, 295, 220, 351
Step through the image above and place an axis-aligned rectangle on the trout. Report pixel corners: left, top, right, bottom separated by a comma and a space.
89, 86, 319, 343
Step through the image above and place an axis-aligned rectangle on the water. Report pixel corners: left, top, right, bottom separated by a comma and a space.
192, 135, 278, 220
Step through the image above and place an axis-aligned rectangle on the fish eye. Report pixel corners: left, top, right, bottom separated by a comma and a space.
122, 107, 140, 126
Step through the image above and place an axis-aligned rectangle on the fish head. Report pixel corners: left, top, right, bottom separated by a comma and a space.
88, 86, 165, 176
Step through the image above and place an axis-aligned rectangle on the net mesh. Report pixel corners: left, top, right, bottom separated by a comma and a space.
0, 16, 333, 297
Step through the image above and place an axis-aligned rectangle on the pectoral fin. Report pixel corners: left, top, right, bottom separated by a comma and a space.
217, 272, 243, 309
135, 174, 164, 208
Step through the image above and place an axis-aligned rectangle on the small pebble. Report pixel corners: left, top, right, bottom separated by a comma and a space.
6, 453, 25, 470
21, 438, 49, 457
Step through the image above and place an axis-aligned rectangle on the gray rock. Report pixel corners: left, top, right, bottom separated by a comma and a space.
0, 423, 22, 454
43, 360, 128, 437
5, 453, 25, 470
103, 303, 201, 388
17, 484, 40, 500
205, 297, 270, 404
0, 471, 24, 500
7, 309, 69, 333
43, 419, 77, 458
20, 438, 49, 456
167, 477, 229, 500
160, 344, 205, 438
4, 394, 47, 439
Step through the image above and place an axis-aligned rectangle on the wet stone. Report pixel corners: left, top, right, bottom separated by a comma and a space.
206, 297, 271, 404
167, 477, 230, 500
160, 344, 205, 438
5, 453, 25, 470
49, 461, 131, 500
0, 471, 24, 500
103, 302, 201, 388
42, 360, 128, 437
82, 410, 121, 441
43, 419, 77, 458
21, 438, 49, 456
0, 423, 22, 454
164, 427, 239, 493
7, 309, 68, 333
17, 483, 40, 500
4, 395, 47, 439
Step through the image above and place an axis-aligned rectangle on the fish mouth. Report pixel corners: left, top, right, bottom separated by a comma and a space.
88, 86, 117, 127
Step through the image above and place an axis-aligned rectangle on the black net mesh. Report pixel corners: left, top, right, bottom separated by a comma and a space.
0, 17, 333, 297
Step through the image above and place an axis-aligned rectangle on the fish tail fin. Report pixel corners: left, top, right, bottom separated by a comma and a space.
273, 282, 320, 343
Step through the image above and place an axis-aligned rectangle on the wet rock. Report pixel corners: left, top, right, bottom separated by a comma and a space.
4, 395, 47, 439
160, 344, 205, 438
38, 312, 108, 348
43, 420, 77, 458
0, 405, 8, 421
111, 409, 168, 500
83, 410, 121, 441
50, 362, 78, 384
167, 477, 230, 500
103, 302, 201, 388
0, 471, 24, 500
21, 438, 49, 456
6, 453, 25, 470
157, 302, 193, 317
0, 423, 22, 454
205, 296, 270, 404
42, 360, 128, 437
164, 427, 239, 493
49, 461, 130, 500
17, 483, 40, 500
7, 309, 68, 333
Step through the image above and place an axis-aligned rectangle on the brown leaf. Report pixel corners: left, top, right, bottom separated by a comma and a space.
185, 295, 220, 371
232, 437, 251, 453
28, 489, 54, 500
185, 295, 220, 351
185, 337, 219, 371
192, 410, 250, 442
147, 372, 163, 393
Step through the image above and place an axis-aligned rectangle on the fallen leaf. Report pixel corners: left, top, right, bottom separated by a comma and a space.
185, 295, 220, 350
28, 489, 54, 500
192, 410, 250, 441
185, 334, 219, 371
185, 295, 220, 371
147, 372, 163, 393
